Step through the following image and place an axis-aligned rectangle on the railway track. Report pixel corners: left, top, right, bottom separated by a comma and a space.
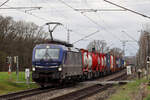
0, 87, 57, 100
49, 72, 127, 100
0, 70, 126, 100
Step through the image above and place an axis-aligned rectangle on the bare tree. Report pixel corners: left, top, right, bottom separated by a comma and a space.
86, 40, 109, 53
109, 47, 123, 57
0, 15, 47, 71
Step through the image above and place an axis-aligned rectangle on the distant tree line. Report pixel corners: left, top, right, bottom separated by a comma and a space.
86, 40, 123, 57
0, 15, 48, 71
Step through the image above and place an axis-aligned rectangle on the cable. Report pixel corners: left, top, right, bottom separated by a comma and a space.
103, 0, 150, 19
92, 8, 139, 50
0, 0, 9, 8
121, 30, 138, 43
57, 0, 75, 10
72, 30, 99, 44
57, 0, 123, 42
59, 0, 138, 52
4, 4, 50, 22
0, 7, 42, 10
82, 13, 123, 41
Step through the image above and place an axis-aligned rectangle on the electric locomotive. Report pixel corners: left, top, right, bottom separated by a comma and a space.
32, 41, 83, 87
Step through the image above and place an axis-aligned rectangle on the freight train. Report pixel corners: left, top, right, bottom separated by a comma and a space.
32, 41, 126, 87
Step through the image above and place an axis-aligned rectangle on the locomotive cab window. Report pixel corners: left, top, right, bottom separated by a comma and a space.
35, 48, 60, 60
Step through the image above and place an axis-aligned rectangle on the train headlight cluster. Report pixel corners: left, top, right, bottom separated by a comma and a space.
32, 67, 35, 71
58, 67, 62, 71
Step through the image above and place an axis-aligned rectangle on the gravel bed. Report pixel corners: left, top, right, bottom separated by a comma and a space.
22, 83, 94, 100
82, 85, 118, 100
22, 70, 126, 100
82, 73, 134, 100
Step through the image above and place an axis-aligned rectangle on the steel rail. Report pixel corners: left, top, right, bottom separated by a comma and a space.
49, 72, 127, 100
0, 87, 57, 100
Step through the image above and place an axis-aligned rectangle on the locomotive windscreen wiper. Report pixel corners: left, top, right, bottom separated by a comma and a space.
41, 49, 53, 61
40, 58, 45, 62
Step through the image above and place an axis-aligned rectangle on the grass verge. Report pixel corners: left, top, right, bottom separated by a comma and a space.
107, 77, 150, 100
0, 72, 38, 95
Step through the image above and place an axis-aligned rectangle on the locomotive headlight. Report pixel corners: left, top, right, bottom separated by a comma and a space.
32, 67, 35, 71
58, 67, 62, 71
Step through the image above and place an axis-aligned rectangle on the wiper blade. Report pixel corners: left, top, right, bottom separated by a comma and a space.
40, 58, 45, 62
44, 49, 52, 60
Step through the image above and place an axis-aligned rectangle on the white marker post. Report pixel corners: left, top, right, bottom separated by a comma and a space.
127, 65, 132, 75
14, 56, 19, 82
25, 68, 30, 87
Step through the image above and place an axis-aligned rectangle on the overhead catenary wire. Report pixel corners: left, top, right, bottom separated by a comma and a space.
78, 1, 113, 44
9, 0, 137, 53
74, 8, 126, 12
72, 0, 147, 47
72, 0, 146, 45
2, 0, 139, 53
0, 0, 102, 45
4, 4, 50, 22
82, 13, 128, 46
57, 0, 123, 41
84, 1, 139, 50
95, 10, 139, 48
96, 12, 139, 46
4, 1, 86, 41
96, 14, 138, 50
0, 4, 51, 32
79, 0, 146, 46
57, 0, 132, 43
3, 0, 118, 46
121, 30, 139, 43
57, 0, 139, 54
95, 12, 138, 50
72, 30, 99, 44
94, 9, 139, 51
0, 7, 42, 9
103, 0, 150, 19
0, 0, 9, 8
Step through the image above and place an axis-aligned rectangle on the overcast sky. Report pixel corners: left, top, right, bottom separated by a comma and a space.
0, 0, 150, 56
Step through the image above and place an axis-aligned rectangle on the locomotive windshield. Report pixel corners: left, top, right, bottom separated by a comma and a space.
35, 48, 60, 60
